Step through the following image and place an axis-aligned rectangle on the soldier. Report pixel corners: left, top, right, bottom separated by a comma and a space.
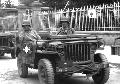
19, 21, 41, 43
17, 21, 41, 64
57, 17, 75, 35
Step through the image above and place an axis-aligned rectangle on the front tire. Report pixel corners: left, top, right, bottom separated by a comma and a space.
38, 59, 54, 84
17, 53, 28, 78
92, 53, 110, 84
92, 68, 109, 84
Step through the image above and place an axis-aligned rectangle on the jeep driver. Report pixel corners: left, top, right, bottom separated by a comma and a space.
57, 17, 75, 35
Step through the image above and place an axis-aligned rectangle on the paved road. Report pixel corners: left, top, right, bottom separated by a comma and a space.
0, 53, 120, 84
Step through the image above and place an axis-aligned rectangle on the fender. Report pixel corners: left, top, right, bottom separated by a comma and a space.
94, 53, 109, 68
36, 50, 60, 61
36, 50, 58, 54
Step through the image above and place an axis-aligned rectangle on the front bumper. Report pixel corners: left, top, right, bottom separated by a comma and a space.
56, 62, 109, 73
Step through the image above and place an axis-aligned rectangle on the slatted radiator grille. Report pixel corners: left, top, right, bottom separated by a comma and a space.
64, 43, 91, 62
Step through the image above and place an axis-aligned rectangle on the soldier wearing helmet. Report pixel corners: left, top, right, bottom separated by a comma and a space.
19, 21, 41, 42
57, 17, 75, 35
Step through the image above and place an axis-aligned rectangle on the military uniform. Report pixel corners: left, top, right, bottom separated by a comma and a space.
57, 17, 75, 35
19, 30, 41, 42
18, 21, 41, 64
19, 21, 41, 42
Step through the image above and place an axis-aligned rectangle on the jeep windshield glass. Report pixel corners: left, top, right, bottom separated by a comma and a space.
1, 15, 18, 32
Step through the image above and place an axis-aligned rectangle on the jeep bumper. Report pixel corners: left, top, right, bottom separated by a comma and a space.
56, 62, 109, 73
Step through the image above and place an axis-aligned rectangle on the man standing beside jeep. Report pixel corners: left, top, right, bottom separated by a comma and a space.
17, 21, 41, 64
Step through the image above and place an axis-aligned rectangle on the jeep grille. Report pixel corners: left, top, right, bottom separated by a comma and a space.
64, 43, 91, 62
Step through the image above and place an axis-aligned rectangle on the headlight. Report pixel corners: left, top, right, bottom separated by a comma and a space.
90, 43, 98, 50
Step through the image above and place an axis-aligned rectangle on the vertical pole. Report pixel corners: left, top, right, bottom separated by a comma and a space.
66, 8, 70, 18
101, 4, 103, 30
96, 6, 98, 31
54, 11, 57, 28
102, 4, 104, 31
58, 9, 61, 27
82, 6, 85, 31
47, 11, 50, 31
99, 5, 101, 30
90, 5, 93, 31
56, 10, 59, 28
14, 16, 17, 31
93, 5, 96, 31
60, 9, 63, 18
110, 9, 113, 30
88, 6, 91, 31
79, 8, 82, 31
84, 6, 86, 31
44, 11, 47, 30
70, 8, 75, 29
108, 7, 111, 30
18, 11, 23, 32
98, 5, 101, 31
114, 2, 116, 28
104, 4, 106, 31
85, 6, 88, 31
116, 2, 119, 28
75, 8, 78, 30
110, 4, 113, 30
118, 2, 120, 25
81, 7, 84, 30
106, 4, 109, 30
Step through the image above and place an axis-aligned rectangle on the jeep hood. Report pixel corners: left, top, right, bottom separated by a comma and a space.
50, 34, 101, 41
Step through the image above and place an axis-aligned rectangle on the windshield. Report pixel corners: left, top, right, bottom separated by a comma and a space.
0, 15, 18, 32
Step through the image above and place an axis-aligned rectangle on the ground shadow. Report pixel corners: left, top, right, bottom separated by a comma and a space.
26, 71, 94, 84
55, 76, 94, 84
0, 55, 12, 59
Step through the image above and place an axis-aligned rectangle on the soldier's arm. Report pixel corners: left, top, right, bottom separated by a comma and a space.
33, 30, 41, 40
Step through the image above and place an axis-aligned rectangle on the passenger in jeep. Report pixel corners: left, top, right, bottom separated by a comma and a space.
19, 21, 41, 42
57, 17, 75, 35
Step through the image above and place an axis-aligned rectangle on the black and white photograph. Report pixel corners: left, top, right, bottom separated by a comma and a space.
0, 0, 120, 84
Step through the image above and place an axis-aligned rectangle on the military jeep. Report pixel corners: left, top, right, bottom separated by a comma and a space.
0, 32, 16, 58
17, 32, 109, 84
